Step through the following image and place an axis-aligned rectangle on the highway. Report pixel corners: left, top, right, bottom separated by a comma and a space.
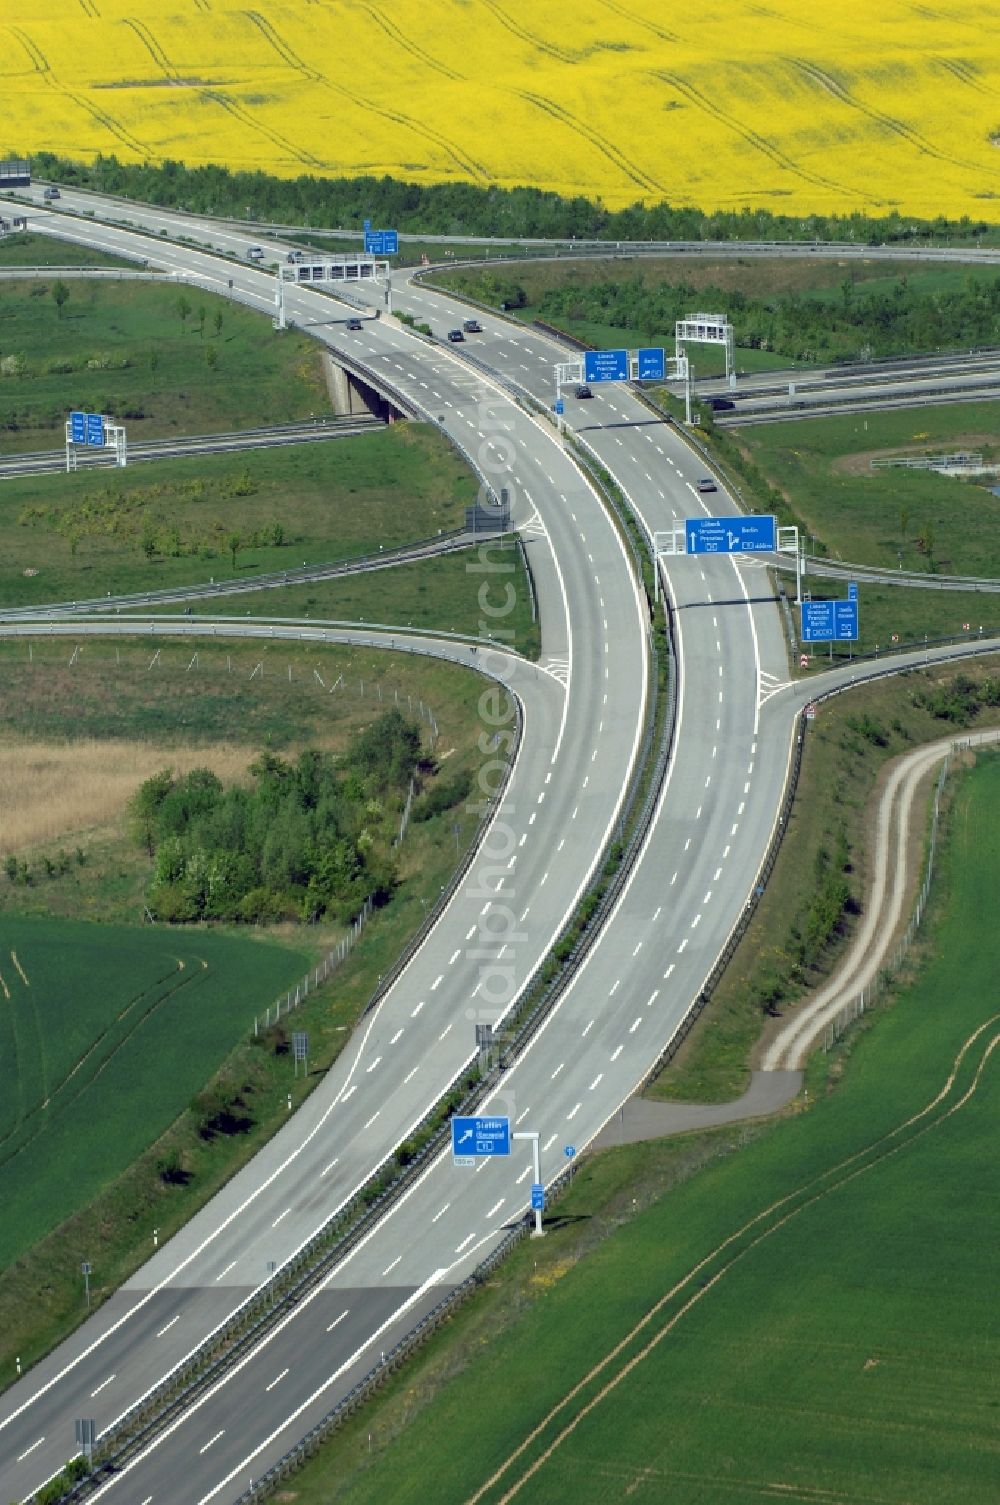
0, 417, 384, 480
1, 200, 998, 1502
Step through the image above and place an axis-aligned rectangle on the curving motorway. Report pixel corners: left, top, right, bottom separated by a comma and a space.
1, 200, 999, 1503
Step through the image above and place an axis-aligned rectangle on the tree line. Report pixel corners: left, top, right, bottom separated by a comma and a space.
451, 268, 1000, 363
129, 710, 425, 923
30, 151, 997, 247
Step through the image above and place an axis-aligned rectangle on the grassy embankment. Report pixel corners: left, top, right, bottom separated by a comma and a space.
0, 230, 131, 269
697, 401, 1000, 655
0, 272, 332, 454
0, 637, 500, 1379
266, 751, 1000, 1505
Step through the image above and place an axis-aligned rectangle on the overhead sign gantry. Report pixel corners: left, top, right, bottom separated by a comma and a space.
553, 345, 690, 427
274, 253, 392, 328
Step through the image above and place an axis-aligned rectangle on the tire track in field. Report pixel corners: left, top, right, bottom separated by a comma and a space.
7, 26, 149, 159
358, 4, 464, 81
936, 55, 1000, 101
123, 16, 323, 170
517, 89, 664, 195
77, 0, 100, 17
0, 961, 205, 1169
653, 69, 864, 199
467, 1016, 1000, 1504
475, 0, 578, 64
594, 0, 679, 45
790, 57, 1000, 179
244, 8, 490, 181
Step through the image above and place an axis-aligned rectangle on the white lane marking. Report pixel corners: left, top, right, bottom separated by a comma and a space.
582, 1019, 595, 1037
738, 801, 745, 816
696, 804, 703, 817
432, 1203, 451, 1223
449, 949, 461, 965
610, 979, 621, 996
516, 1165, 531, 1184
466, 927, 476, 941
712, 745, 718, 759
321, 1157, 339, 1177
365, 1056, 381, 1073
684, 837, 692, 851
567, 1102, 581, 1120
670, 871, 678, 885
404, 1066, 418, 1083
156, 1316, 179, 1337
703, 890, 713, 904
723, 844, 731, 858
716, 718, 721, 731
363, 1111, 380, 1129
327, 1311, 349, 1333
714, 867, 723, 881
382, 1256, 402, 1276
678, 938, 689, 953
611, 1044, 623, 1061
647, 988, 660, 1007
411, 1000, 425, 1017
17, 1439, 44, 1462
455, 1235, 475, 1253
486, 1199, 506, 1219
90, 1374, 116, 1397
271, 1208, 290, 1229
516, 1107, 531, 1124
439, 1023, 453, 1040
664, 964, 675, 979
200, 1430, 225, 1454
556, 838, 565, 851
543, 1133, 558, 1152
551, 1062, 564, 1079
731, 823, 739, 836
215, 1261, 237, 1282
629, 1017, 642, 1034
390, 1029, 403, 1045
519, 833, 527, 846
744, 781, 751, 795
265, 1368, 289, 1393
431, 975, 443, 991
691, 914, 702, 929
652, 906, 662, 922
589, 1073, 603, 1090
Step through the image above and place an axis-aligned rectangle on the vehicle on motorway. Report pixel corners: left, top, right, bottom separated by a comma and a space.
42, 186, 60, 201
696, 476, 718, 492
448, 328, 465, 342
286, 249, 304, 263
246, 245, 264, 261
708, 396, 735, 411
346, 317, 363, 331
575, 384, 593, 398
463, 318, 483, 333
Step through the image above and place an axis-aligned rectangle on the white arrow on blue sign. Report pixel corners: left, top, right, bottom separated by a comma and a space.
451, 1115, 511, 1163
564, 1145, 576, 1159
530, 1183, 545, 1211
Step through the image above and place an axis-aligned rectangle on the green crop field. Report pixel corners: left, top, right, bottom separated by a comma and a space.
291, 754, 1000, 1505
0, 915, 308, 1267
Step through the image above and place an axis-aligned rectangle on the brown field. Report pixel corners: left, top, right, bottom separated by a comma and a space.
0, 738, 255, 856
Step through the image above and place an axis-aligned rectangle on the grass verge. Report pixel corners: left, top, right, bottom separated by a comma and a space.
1, 423, 474, 605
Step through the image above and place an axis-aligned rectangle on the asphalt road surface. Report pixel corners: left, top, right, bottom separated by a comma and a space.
2, 203, 999, 1503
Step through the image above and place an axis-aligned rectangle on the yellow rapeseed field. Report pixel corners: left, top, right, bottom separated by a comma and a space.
1, 0, 999, 218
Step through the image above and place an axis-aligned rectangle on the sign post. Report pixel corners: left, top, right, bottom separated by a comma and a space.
514, 1130, 545, 1237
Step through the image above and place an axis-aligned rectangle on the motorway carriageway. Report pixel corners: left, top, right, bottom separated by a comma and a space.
2, 203, 996, 1502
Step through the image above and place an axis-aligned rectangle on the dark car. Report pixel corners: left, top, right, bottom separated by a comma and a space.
448, 328, 465, 342
696, 476, 718, 493
575, 384, 593, 399
346, 317, 363, 331
42, 186, 60, 201
463, 318, 483, 333
708, 396, 735, 412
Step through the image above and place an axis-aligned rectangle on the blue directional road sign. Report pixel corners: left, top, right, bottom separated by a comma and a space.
364, 228, 398, 256
85, 412, 105, 448
564, 1145, 576, 1159
530, 1183, 545, 1211
800, 598, 859, 642
847, 581, 858, 601
685, 514, 776, 555
554, 398, 564, 415
69, 410, 86, 444
637, 347, 666, 381
451, 1115, 511, 1165
583, 348, 629, 384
